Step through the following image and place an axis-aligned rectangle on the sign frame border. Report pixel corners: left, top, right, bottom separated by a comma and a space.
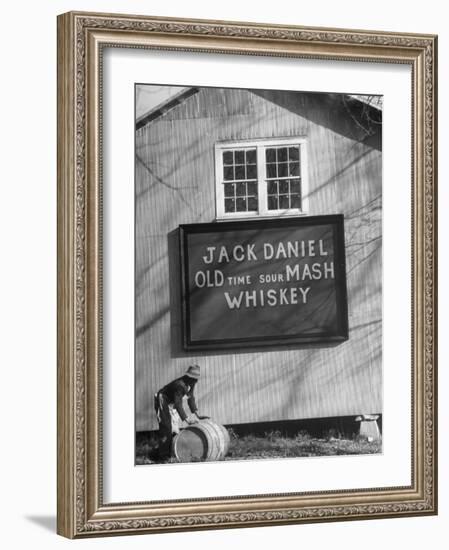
179, 214, 349, 350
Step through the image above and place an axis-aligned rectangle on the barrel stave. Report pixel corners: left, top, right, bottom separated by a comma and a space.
172, 420, 230, 462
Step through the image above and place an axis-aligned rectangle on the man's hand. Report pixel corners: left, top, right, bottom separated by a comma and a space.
194, 412, 210, 420
186, 415, 199, 425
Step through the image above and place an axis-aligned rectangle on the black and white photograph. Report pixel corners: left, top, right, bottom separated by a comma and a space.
1, 0, 442, 545
135, 84, 383, 465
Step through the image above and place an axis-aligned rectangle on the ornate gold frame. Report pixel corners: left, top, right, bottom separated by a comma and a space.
57, 11, 438, 538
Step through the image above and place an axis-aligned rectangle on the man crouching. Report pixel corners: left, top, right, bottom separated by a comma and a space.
153, 365, 201, 462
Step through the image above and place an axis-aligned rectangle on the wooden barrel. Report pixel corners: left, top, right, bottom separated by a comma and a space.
172, 419, 230, 462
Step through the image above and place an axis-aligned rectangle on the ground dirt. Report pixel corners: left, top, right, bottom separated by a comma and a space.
136, 430, 381, 465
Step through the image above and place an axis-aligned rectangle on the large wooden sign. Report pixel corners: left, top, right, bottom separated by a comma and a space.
179, 215, 348, 350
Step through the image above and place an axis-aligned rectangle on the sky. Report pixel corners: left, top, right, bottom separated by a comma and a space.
135, 84, 188, 120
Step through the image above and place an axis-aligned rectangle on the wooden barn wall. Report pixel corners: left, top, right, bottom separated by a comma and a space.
135, 88, 382, 432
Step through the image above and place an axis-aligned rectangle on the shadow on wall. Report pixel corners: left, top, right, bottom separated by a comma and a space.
24, 515, 56, 533
251, 90, 382, 151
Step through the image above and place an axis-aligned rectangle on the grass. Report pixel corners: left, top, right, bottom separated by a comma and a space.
136, 429, 381, 465
224, 429, 381, 460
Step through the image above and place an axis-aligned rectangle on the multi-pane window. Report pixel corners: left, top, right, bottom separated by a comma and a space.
265, 146, 301, 211
223, 149, 258, 213
215, 138, 307, 219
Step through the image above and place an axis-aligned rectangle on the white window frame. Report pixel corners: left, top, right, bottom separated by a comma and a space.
214, 137, 309, 220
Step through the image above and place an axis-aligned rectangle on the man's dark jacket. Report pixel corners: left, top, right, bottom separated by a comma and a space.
157, 376, 198, 421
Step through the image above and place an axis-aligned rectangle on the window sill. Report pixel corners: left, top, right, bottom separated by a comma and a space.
215, 210, 309, 222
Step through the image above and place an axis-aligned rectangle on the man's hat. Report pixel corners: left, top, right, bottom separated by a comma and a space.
185, 364, 200, 379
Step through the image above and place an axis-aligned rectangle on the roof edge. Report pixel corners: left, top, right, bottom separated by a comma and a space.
136, 87, 199, 129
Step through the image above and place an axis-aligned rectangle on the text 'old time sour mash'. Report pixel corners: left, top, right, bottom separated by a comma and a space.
194, 239, 334, 310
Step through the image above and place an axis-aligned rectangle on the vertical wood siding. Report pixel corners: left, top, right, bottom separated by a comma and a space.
135, 88, 382, 431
